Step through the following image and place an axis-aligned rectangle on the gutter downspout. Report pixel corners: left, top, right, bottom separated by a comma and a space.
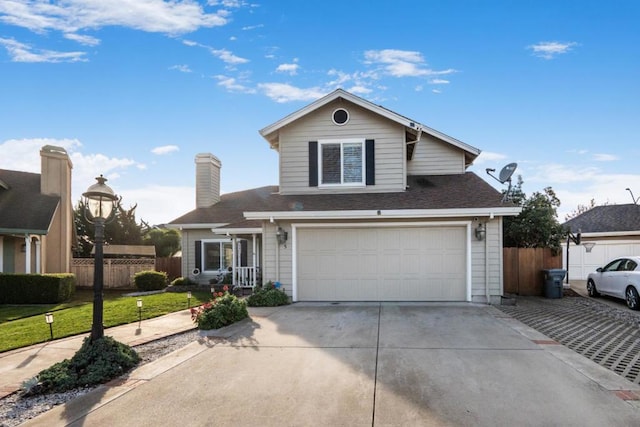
485, 220, 490, 304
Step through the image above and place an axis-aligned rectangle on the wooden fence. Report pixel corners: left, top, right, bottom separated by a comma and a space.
72, 258, 156, 289
503, 248, 562, 296
156, 257, 182, 281
72, 257, 182, 289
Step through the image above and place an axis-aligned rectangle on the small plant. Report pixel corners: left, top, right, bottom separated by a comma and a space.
247, 281, 290, 307
20, 376, 40, 397
34, 336, 139, 394
170, 276, 197, 287
190, 286, 249, 330
134, 270, 167, 291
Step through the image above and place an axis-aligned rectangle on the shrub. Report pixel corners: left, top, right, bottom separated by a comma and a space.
170, 276, 197, 287
0, 273, 76, 304
247, 282, 290, 307
134, 270, 167, 291
190, 289, 249, 330
32, 336, 139, 395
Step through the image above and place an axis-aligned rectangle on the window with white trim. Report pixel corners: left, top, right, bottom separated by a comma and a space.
319, 139, 364, 186
202, 240, 233, 272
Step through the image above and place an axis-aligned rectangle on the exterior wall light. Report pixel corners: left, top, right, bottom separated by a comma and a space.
276, 226, 288, 245
475, 223, 486, 241
583, 242, 596, 253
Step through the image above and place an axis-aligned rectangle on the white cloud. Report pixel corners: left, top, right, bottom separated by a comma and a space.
474, 151, 508, 165
364, 49, 457, 78
276, 63, 299, 75
258, 83, 327, 103
430, 78, 449, 84
151, 145, 180, 155
528, 41, 578, 59
63, 33, 100, 46
432, 89, 441, 94
348, 85, 372, 95
242, 24, 264, 31
210, 48, 249, 65
0, 0, 230, 37
169, 64, 192, 73
0, 37, 87, 62
0, 137, 145, 207
214, 75, 255, 93
119, 184, 195, 226
593, 153, 618, 162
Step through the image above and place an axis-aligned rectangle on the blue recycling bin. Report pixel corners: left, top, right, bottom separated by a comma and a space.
542, 269, 566, 298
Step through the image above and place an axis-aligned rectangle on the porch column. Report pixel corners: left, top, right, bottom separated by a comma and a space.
24, 235, 31, 274
252, 233, 257, 287
35, 238, 42, 273
232, 236, 237, 287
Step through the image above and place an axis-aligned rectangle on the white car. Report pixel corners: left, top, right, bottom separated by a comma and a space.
587, 256, 640, 310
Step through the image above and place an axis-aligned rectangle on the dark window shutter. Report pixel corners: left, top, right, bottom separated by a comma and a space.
195, 240, 202, 271
309, 141, 318, 187
365, 139, 375, 185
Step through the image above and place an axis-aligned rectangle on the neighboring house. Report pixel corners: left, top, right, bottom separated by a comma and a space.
169, 89, 521, 303
0, 145, 74, 274
563, 204, 640, 280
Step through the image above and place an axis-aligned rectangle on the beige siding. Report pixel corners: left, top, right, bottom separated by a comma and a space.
470, 219, 503, 303
407, 133, 465, 175
278, 100, 405, 194
262, 222, 293, 293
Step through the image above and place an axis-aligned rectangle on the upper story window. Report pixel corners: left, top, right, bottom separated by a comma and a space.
320, 139, 364, 186
332, 108, 349, 125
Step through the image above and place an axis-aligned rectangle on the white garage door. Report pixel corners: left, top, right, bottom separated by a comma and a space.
296, 226, 467, 301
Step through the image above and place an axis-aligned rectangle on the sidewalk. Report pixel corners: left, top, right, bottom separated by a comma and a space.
0, 309, 196, 399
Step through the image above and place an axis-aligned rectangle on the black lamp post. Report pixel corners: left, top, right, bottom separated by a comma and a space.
83, 175, 118, 342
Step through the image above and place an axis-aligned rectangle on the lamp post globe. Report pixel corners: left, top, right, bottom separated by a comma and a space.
83, 175, 118, 341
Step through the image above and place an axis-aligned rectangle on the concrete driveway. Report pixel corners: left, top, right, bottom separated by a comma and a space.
26, 303, 640, 426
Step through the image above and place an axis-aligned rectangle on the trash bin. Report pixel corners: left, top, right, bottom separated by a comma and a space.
542, 269, 566, 298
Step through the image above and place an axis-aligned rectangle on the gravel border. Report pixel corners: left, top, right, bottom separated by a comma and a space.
0, 329, 200, 427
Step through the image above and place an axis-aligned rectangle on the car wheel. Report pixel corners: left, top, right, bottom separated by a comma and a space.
626, 287, 640, 311
587, 280, 600, 297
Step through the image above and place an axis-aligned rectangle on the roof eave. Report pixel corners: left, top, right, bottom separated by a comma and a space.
244, 207, 521, 221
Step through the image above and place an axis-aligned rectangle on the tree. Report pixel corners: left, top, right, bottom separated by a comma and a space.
74, 199, 150, 257
144, 228, 181, 257
503, 177, 565, 254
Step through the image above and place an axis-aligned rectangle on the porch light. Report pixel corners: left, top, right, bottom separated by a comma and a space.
45, 312, 54, 340
276, 226, 288, 245
475, 223, 486, 241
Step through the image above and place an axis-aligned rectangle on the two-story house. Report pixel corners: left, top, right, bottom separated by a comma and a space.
169, 89, 521, 303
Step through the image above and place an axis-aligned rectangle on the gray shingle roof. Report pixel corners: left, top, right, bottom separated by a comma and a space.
562, 204, 640, 233
169, 173, 510, 227
0, 169, 59, 234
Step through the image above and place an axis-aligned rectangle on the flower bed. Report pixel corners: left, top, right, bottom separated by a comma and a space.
190, 286, 249, 330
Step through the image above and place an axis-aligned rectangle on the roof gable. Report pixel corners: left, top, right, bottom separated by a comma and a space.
0, 169, 59, 234
259, 89, 480, 161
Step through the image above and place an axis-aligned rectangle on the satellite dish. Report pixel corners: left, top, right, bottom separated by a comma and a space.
498, 163, 517, 184
486, 162, 518, 202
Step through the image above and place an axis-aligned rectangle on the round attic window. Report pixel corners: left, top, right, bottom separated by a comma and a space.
332, 108, 349, 125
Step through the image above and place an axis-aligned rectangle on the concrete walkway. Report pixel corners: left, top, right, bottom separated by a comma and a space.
20, 303, 640, 427
0, 309, 196, 398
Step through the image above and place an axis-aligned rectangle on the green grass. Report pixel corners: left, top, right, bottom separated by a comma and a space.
0, 290, 212, 353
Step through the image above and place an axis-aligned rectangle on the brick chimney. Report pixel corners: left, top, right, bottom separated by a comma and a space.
40, 145, 73, 273
195, 153, 221, 208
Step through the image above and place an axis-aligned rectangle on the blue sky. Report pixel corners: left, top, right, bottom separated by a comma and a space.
1, 0, 639, 226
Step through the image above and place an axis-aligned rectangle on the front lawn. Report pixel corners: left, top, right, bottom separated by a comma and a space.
0, 290, 212, 353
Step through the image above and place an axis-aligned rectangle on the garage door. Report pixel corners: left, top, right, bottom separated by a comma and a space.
296, 226, 467, 301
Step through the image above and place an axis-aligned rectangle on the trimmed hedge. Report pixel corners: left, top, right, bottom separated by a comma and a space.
133, 270, 167, 291
0, 273, 76, 304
